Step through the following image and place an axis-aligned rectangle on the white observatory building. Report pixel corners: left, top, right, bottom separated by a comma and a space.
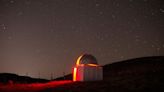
73, 54, 103, 81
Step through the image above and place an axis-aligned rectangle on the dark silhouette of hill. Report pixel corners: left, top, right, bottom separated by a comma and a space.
55, 56, 164, 80
50, 56, 164, 92
0, 73, 49, 84
0, 56, 164, 92
103, 56, 164, 80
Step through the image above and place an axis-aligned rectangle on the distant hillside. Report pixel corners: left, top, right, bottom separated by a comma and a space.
103, 56, 164, 80
50, 56, 164, 91
0, 56, 164, 92
55, 56, 164, 80
0, 73, 49, 84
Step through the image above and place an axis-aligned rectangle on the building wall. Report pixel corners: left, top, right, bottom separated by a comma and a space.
74, 65, 103, 81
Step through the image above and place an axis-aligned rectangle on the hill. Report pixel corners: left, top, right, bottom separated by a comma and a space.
0, 73, 49, 84
50, 56, 164, 92
0, 56, 164, 92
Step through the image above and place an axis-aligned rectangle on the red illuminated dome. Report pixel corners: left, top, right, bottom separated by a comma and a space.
73, 54, 103, 81
76, 54, 98, 65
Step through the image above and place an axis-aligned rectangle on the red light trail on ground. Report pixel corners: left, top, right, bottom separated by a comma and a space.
0, 80, 73, 92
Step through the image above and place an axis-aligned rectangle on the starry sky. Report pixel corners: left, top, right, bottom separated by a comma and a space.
0, 0, 164, 79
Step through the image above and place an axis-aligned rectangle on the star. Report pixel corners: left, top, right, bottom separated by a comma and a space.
160, 8, 164, 13
10, 0, 15, 4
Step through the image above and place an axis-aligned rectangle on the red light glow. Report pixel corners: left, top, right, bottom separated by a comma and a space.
76, 55, 83, 65
73, 67, 77, 81
87, 64, 98, 66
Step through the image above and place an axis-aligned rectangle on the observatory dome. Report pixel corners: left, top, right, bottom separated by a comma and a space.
76, 54, 98, 65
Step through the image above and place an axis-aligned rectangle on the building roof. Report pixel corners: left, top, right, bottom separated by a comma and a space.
76, 54, 98, 65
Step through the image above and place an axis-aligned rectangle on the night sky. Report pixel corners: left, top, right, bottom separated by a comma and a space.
0, 0, 164, 79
